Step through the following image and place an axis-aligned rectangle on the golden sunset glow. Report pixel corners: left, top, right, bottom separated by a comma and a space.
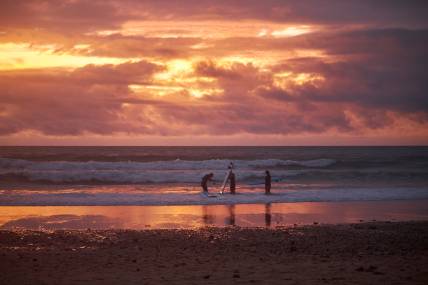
0, 0, 427, 145
101, 21, 318, 39
0, 43, 131, 69
274, 72, 325, 88
1, 3, 428, 285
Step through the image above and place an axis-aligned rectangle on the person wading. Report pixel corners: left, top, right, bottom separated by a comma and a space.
201, 173, 214, 193
265, 170, 271, 194
229, 170, 236, 194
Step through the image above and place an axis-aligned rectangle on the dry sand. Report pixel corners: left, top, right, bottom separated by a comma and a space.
1, 221, 427, 284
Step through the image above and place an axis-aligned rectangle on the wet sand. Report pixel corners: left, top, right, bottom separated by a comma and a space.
2, 200, 428, 230
1, 221, 428, 284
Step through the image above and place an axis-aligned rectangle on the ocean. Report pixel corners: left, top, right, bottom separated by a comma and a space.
1, 146, 428, 206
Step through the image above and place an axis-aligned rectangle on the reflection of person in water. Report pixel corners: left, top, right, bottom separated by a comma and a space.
202, 205, 215, 225
201, 173, 214, 193
265, 170, 271, 195
227, 204, 235, 226
265, 203, 272, 227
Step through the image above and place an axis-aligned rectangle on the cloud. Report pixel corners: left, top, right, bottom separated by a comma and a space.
0, 61, 161, 135
0, 0, 126, 32
70, 60, 163, 85
2, 40, 427, 137
2, 1, 427, 35
262, 28, 428, 114
0, 1, 427, 143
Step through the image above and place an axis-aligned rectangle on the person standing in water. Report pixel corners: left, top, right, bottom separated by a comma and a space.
265, 170, 271, 194
229, 170, 236, 194
201, 173, 214, 193
220, 162, 234, 194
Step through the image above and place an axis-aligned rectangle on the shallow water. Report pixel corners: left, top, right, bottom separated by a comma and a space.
1, 200, 427, 230
2, 185, 428, 206
1, 146, 427, 187
1, 146, 427, 206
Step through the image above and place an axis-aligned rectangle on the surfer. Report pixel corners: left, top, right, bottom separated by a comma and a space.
201, 173, 214, 193
265, 170, 271, 194
220, 162, 234, 194
229, 170, 236, 194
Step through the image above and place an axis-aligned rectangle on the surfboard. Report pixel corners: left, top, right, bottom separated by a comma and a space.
220, 169, 232, 194
202, 192, 218, 198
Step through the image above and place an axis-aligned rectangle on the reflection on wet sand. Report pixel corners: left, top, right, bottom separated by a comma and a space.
202, 205, 215, 225
265, 203, 271, 227
1, 200, 428, 230
226, 204, 235, 226
1, 214, 124, 230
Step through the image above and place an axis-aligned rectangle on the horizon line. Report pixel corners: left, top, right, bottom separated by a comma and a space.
1, 145, 427, 147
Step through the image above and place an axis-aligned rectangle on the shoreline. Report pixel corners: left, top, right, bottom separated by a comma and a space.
2, 185, 428, 207
1, 221, 427, 284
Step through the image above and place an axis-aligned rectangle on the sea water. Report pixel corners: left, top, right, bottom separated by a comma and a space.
0, 146, 428, 206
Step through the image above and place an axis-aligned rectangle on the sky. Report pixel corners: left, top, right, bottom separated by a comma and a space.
0, 0, 427, 146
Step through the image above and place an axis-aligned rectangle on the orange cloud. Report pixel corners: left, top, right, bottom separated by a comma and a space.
0, 1, 427, 144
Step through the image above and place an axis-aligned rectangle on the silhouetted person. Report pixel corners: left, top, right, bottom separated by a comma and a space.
220, 163, 234, 194
229, 171, 236, 194
201, 173, 214, 193
265, 170, 271, 194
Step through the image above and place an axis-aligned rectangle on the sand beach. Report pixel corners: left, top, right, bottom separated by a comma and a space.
1, 221, 427, 284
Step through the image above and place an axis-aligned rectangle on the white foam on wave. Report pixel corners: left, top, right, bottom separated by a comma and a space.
1, 186, 427, 206
0, 157, 336, 171
1, 169, 311, 184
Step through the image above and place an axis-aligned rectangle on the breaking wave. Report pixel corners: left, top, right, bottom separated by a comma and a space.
0, 157, 336, 184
